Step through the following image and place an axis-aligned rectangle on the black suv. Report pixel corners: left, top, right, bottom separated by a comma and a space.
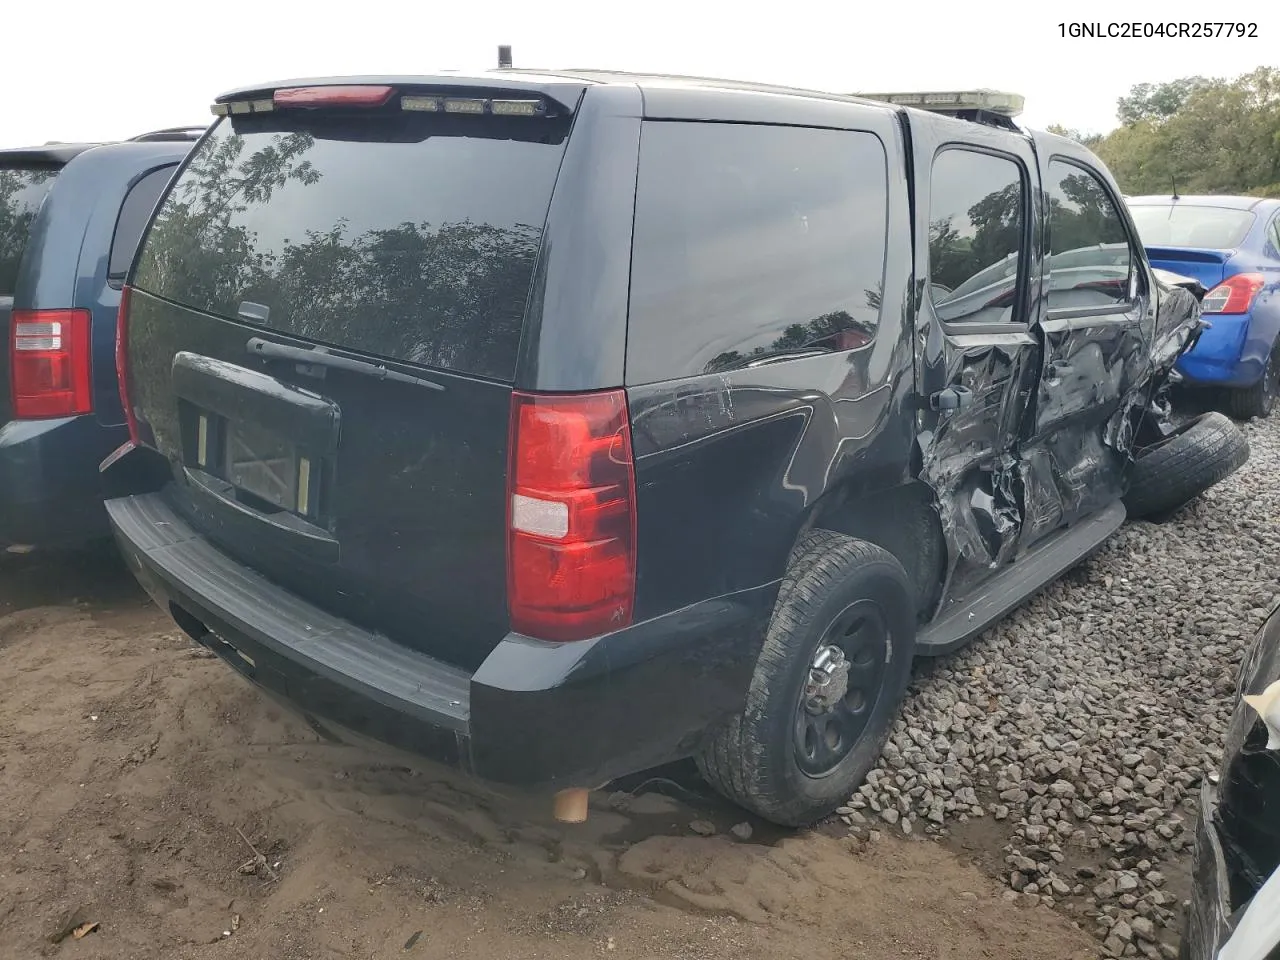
0, 129, 200, 549
103, 72, 1245, 826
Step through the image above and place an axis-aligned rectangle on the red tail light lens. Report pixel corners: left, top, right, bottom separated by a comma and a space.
115, 285, 139, 444
273, 85, 394, 108
1202, 273, 1265, 314
507, 390, 637, 642
9, 309, 92, 419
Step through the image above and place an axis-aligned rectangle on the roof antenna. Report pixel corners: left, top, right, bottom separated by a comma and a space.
497, 45, 513, 69
1171, 175, 1180, 201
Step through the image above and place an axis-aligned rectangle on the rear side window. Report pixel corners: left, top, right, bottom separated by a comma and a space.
928, 149, 1026, 325
1045, 159, 1133, 311
626, 122, 889, 383
108, 166, 175, 286
132, 112, 571, 381
0, 165, 60, 297
1128, 202, 1255, 250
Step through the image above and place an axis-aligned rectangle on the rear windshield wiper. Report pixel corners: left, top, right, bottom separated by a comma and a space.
246, 337, 445, 392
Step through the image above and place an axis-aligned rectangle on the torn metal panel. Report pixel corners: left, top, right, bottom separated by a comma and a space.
1184, 603, 1280, 959
917, 332, 1032, 589
1217, 608, 1280, 909
1150, 271, 1207, 375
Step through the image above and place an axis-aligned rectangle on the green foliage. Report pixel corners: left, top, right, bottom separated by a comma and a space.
1115, 77, 1211, 126
1055, 68, 1280, 198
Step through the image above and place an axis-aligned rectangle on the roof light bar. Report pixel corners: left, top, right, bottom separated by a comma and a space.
444, 97, 487, 115
211, 100, 274, 117
401, 95, 442, 113
490, 99, 543, 117
858, 89, 1025, 118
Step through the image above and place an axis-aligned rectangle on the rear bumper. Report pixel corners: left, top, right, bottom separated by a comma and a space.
106, 492, 772, 790
0, 415, 127, 547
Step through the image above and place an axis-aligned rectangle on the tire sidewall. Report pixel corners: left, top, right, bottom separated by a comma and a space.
750, 557, 915, 819
1257, 353, 1275, 416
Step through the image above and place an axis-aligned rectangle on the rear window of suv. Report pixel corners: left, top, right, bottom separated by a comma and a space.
0, 164, 60, 297
132, 111, 571, 381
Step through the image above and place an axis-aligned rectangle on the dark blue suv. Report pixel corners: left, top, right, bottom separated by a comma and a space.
0, 128, 201, 550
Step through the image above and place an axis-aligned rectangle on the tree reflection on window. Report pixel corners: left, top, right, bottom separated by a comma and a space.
1045, 163, 1132, 310
134, 121, 558, 380
928, 152, 1025, 325
706, 285, 881, 373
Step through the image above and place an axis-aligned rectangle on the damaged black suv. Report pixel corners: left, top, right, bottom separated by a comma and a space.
104, 72, 1247, 826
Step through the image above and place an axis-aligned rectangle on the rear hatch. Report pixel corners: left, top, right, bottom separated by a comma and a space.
123, 83, 575, 669
0, 158, 65, 423
1128, 201, 1257, 291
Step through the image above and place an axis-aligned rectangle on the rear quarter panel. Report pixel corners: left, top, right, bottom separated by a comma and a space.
621, 100, 918, 621
1235, 209, 1280, 383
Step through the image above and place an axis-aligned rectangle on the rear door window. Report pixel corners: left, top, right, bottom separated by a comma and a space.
108, 166, 175, 287
927, 149, 1027, 325
132, 111, 571, 381
626, 121, 889, 383
0, 165, 60, 297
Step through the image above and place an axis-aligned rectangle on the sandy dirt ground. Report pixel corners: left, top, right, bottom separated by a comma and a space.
0, 546, 1102, 960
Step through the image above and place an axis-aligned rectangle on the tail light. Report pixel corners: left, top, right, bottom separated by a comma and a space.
115, 285, 140, 444
507, 390, 637, 642
1202, 273, 1265, 314
9, 309, 92, 419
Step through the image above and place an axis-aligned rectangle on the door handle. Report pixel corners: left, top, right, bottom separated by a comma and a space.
929, 386, 974, 412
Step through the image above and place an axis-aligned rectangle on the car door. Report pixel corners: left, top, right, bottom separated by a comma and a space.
1022, 141, 1151, 541
910, 119, 1043, 600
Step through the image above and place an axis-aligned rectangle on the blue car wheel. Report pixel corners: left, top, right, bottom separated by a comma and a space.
1227, 343, 1280, 420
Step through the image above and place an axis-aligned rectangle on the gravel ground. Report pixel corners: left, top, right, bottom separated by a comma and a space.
845, 413, 1280, 959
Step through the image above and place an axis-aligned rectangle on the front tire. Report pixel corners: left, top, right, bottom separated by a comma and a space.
696, 530, 916, 827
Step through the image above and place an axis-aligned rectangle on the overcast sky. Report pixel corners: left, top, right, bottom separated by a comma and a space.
3, 0, 1275, 147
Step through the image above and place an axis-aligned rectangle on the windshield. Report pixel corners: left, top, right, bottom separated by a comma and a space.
132, 111, 570, 381
0, 164, 60, 297
1128, 203, 1255, 250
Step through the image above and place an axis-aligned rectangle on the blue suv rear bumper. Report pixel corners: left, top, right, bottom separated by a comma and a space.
0, 415, 127, 547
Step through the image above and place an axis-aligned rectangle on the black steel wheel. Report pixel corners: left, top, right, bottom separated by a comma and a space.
793, 600, 890, 776
696, 530, 916, 827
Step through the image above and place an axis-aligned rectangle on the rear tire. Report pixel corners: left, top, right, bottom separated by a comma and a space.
1123, 411, 1249, 520
696, 530, 916, 827
1226, 348, 1280, 420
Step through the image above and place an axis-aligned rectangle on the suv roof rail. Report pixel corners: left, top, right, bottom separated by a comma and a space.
855, 90, 1025, 131
128, 126, 207, 143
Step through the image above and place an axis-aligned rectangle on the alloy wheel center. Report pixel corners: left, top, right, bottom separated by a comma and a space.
803, 644, 850, 713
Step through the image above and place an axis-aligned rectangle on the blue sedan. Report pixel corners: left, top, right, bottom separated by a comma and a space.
1128, 195, 1280, 418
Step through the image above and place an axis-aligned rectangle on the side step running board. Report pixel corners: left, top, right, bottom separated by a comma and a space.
915, 499, 1126, 657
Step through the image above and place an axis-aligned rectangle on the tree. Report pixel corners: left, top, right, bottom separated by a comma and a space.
1081, 68, 1280, 198
1116, 77, 1211, 125
1046, 124, 1104, 149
